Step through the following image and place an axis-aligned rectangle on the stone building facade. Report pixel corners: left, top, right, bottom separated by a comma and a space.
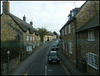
1, 1, 41, 74
60, 1, 99, 75
43, 32, 56, 43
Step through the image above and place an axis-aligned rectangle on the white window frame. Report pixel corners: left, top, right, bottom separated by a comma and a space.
33, 44, 35, 48
30, 36, 32, 41
26, 35, 29, 41
72, 11, 75, 17
26, 46, 32, 51
88, 52, 98, 69
68, 24, 71, 34
69, 42, 72, 54
33, 37, 35, 41
88, 28, 95, 41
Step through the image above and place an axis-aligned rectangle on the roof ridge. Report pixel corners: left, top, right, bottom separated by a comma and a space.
8, 13, 38, 34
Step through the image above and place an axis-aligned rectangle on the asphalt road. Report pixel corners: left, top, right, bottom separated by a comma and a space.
25, 41, 67, 75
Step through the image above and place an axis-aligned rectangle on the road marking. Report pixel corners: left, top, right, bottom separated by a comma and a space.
60, 61, 70, 75
45, 66, 47, 75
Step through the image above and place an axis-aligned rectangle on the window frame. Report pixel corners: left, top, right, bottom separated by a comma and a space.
26, 35, 29, 41
68, 24, 71, 34
88, 52, 98, 69
69, 42, 72, 54
30, 36, 32, 41
33, 36, 35, 41
88, 28, 95, 41
65, 26, 67, 35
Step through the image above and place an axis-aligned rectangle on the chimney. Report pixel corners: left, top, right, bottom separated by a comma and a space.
2, 0, 10, 14
23, 15, 26, 22
30, 21, 33, 26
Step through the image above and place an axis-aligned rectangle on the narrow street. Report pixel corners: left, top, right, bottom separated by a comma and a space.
24, 41, 67, 75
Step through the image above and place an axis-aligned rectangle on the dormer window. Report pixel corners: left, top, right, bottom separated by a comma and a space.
72, 11, 75, 17
68, 14, 71, 20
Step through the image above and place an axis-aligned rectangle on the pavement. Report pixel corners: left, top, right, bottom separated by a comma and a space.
10, 41, 88, 75
10, 43, 48, 75
58, 44, 88, 75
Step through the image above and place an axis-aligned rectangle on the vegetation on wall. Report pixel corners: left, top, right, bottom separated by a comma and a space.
1, 40, 25, 63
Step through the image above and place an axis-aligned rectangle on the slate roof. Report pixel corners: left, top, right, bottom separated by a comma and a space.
8, 13, 39, 35
59, 1, 87, 32
76, 14, 99, 33
48, 32, 54, 36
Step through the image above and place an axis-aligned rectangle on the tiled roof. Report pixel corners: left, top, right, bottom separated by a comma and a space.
76, 14, 99, 32
8, 13, 39, 35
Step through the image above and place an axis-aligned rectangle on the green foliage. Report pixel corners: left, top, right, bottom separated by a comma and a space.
53, 31, 58, 35
1, 40, 25, 63
37, 28, 49, 41
1, 40, 24, 48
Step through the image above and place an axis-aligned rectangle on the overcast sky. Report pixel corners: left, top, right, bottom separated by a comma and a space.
1, 1, 86, 34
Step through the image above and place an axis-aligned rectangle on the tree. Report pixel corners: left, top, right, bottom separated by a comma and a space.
53, 31, 58, 35
37, 28, 49, 41
53, 31, 58, 38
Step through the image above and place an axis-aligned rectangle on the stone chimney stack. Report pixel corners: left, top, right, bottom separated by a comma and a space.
30, 21, 33, 26
23, 15, 26, 22
2, 0, 10, 14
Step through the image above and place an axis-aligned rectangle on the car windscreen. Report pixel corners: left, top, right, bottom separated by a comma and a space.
50, 53, 57, 56
52, 45, 57, 47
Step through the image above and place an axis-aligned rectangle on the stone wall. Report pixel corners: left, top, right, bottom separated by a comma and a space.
79, 27, 99, 75
1, 57, 20, 75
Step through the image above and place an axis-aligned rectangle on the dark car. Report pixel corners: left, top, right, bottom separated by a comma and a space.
51, 44, 58, 51
55, 40, 59, 46
48, 51, 59, 63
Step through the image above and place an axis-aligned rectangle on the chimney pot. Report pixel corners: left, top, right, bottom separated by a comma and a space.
23, 15, 26, 22
2, 1, 10, 14
30, 21, 33, 26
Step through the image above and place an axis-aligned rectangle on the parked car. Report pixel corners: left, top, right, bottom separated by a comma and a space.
48, 51, 59, 64
51, 44, 58, 50
55, 40, 59, 46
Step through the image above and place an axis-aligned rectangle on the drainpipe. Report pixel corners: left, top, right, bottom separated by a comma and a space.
75, 18, 78, 67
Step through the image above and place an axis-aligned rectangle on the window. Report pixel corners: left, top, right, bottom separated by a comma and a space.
37, 37, 39, 40
26, 46, 32, 51
68, 15, 71, 20
30, 36, 32, 41
69, 42, 72, 54
72, 11, 75, 17
62, 29, 64, 36
68, 24, 71, 34
33, 44, 35, 48
63, 42, 65, 50
33, 37, 35, 41
88, 52, 98, 69
27, 35, 29, 41
88, 28, 95, 41
65, 26, 67, 35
